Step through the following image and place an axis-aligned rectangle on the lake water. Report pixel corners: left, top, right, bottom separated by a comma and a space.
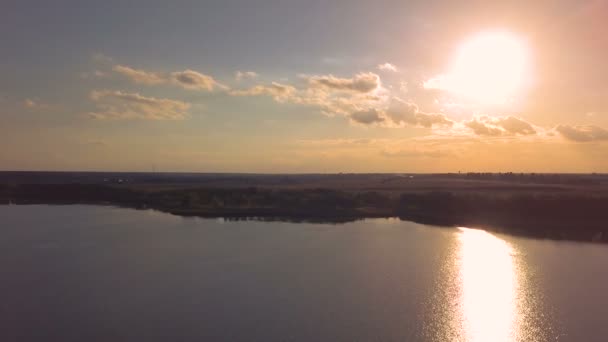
2, 205, 608, 341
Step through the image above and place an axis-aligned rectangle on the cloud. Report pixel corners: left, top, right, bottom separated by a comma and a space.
235, 71, 259, 81
88, 90, 190, 120
378, 63, 398, 72
350, 109, 385, 124
22, 98, 50, 110
465, 116, 537, 136
110, 63, 225, 91
112, 65, 165, 85
170, 69, 226, 91
23, 99, 38, 108
80, 70, 107, 79
555, 125, 608, 142
230, 72, 385, 121
230, 82, 297, 102
229, 75, 452, 129
307, 72, 381, 93
313, 93, 385, 118
297, 95, 451, 128
465, 118, 503, 136
225, 73, 544, 137
384, 98, 453, 128
91, 53, 113, 64
496, 116, 536, 135
423, 75, 445, 90
321, 57, 344, 65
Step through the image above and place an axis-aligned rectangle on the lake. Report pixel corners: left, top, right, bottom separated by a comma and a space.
2, 205, 608, 341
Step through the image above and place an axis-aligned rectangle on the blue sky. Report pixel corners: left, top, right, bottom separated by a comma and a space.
2, 0, 608, 172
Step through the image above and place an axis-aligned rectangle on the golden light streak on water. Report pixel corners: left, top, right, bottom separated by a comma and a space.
456, 227, 521, 342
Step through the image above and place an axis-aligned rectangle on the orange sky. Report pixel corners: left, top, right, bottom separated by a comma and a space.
1, 0, 607, 172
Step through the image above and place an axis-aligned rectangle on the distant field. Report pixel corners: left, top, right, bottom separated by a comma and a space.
2, 171, 607, 193
2, 171, 608, 243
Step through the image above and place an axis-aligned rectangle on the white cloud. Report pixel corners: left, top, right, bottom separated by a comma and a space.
378, 63, 398, 72
227, 73, 454, 129
112, 65, 165, 85
423, 75, 445, 90
230, 82, 297, 103
235, 71, 259, 81
88, 90, 190, 120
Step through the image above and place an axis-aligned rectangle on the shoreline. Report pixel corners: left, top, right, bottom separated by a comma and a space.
2, 173, 608, 244
3, 195, 607, 244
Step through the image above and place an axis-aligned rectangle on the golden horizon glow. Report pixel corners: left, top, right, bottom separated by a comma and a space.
441, 31, 531, 105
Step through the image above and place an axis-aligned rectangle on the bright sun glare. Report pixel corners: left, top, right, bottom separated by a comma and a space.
441, 31, 531, 105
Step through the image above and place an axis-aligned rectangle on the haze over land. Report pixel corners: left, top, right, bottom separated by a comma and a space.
2, 0, 608, 173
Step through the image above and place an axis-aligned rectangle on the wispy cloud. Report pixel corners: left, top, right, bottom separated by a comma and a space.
22, 98, 50, 110
465, 116, 537, 136
113, 65, 165, 85
555, 124, 608, 142
306, 72, 381, 93
170, 69, 227, 91
89, 58, 608, 145
82, 70, 107, 80
91, 53, 113, 64
109, 63, 227, 91
235, 71, 259, 81
229, 72, 455, 129
23, 99, 38, 109
230, 82, 296, 103
383, 98, 453, 128
231, 73, 385, 122
88, 90, 190, 120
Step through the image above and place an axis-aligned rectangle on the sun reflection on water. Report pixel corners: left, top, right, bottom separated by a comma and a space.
457, 227, 520, 342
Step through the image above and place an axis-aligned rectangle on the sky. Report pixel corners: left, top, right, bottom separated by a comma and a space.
2, 0, 608, 173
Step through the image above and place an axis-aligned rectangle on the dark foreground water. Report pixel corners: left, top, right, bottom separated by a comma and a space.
2, 205, 608, 341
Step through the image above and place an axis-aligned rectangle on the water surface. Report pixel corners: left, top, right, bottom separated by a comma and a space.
2, 205, 608, 341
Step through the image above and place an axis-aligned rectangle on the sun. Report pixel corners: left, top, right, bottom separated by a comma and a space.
435, 31, 531, 105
